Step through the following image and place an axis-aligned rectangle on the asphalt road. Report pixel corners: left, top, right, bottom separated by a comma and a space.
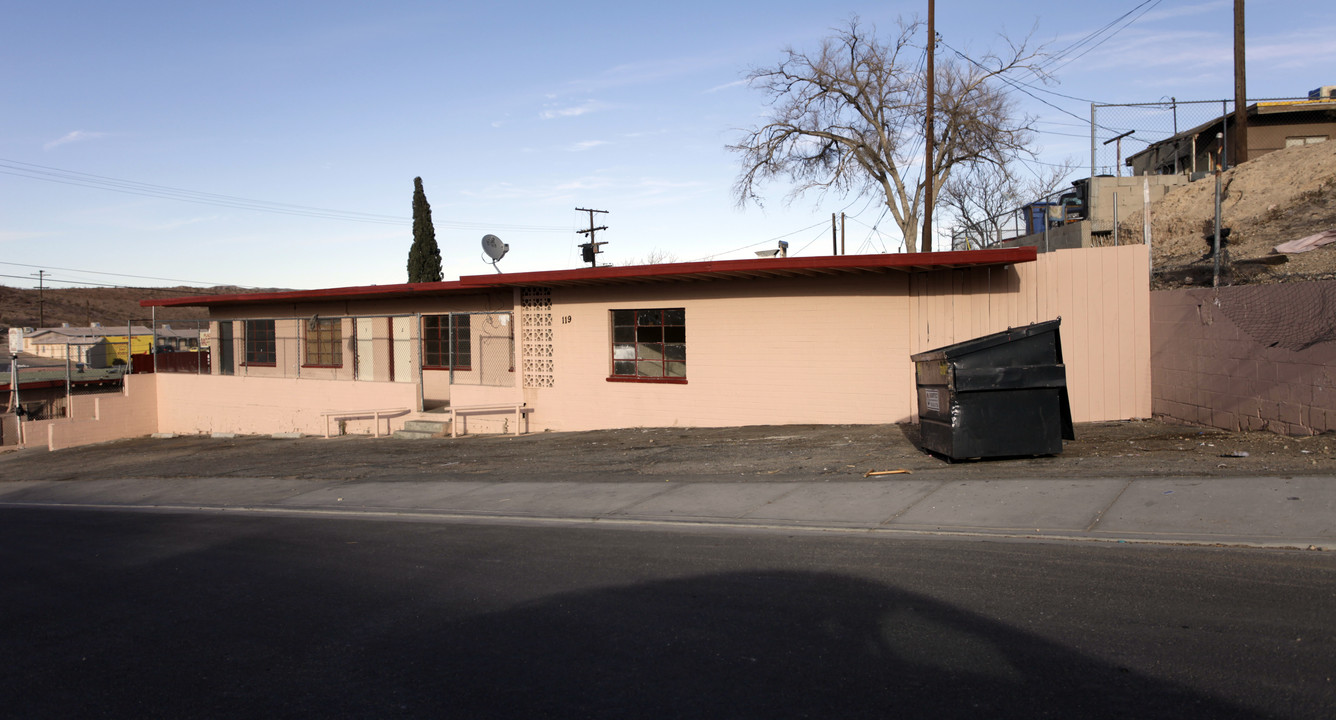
2, 508, 1333, 719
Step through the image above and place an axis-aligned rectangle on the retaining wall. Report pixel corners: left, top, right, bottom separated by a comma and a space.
1151, 281, 1336, 435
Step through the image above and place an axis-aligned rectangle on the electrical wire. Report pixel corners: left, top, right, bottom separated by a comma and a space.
0, 158, 570, 233
787, 225, 832, 257
0, 274, 251, 295
691, 219, 828, 261
0, 260, 245, 288
1041, 0, 1163, 76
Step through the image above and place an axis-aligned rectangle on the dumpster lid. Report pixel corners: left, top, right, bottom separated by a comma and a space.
910, 319, 1062, 362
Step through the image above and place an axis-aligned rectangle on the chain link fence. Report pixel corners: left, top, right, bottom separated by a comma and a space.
1090, 96, 1332, 176
5, 311, 516, 429
3, 345, 126, 421
139, 312, 516, 386
950, 96, 1325, 249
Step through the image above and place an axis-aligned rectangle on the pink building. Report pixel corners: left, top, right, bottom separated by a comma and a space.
131, 245, 1150, 440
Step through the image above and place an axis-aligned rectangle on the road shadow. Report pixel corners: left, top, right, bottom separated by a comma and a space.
0, 510, 1283, 719
411, 571, 1271, 719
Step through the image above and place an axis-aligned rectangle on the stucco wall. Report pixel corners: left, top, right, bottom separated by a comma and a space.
507, 246, 1151, 433
908, 245, 1151, 424
154, 373, 419, 437
518, 274, 912, 432
37, 374, 159, 451
1152, 282, 1336, 435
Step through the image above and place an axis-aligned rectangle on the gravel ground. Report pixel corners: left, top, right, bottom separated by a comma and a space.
2, 419, 1333, 484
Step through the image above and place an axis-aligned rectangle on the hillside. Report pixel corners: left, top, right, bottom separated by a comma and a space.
1119, 139, 1336, 288
0, 285, 254, 331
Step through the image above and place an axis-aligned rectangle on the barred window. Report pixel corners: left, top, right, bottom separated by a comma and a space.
244, 319, 275, 365
610, 308, 685, 382
304, 318, 342, 367
423, 314, 471, 370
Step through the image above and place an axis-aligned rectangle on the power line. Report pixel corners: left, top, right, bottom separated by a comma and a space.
939, 41, 1096, 128
0, 272, 123, 288
0, 158, 569, 233
0, 260, 243, 288
787, 225, 833, 257
1041, 0, 1163, 75
936, 2, 1166, 130
692, 220, 829, 261
0, 274, 240, 295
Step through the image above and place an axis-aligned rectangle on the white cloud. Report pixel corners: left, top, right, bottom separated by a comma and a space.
540, 101, 603, 119
705, 79, 747, 93
44, 130, 108, 150
142, 215, 222, 232
553, 177, 614, 192
568, 140, 609, 152
0, 230, 56, 243
621, 129, 669, 139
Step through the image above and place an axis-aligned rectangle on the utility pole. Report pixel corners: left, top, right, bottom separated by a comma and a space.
34, 270, 47, 327
831, 213, 838, 254
921, 0, 936, 253
575, 207, 609, 267
1232, 0, 1248, 165
1104, 130, 1135, 177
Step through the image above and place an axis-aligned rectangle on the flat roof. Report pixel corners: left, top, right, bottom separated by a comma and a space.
141, 248, 1036, 308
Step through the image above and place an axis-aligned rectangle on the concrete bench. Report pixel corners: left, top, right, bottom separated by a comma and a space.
446, 402, 530, 437
320, 408, 410, 438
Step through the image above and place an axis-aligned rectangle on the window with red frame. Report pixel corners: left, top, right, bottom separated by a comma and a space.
423, 314, 471, 370
304, 318, 342, 367
244, 319, 276, 365
610, 308, 685, 380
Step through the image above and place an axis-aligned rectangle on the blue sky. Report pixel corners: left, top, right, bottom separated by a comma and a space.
3, 0, 1334, 291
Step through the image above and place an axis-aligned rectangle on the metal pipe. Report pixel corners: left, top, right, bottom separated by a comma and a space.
1113, 192, 1119, 246
65, 343, 72, 418
11, 355, 22, 445
1214, 149, 1223, 288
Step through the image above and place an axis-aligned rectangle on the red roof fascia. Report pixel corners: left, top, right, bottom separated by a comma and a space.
141, 280, 477, 308
141, 248, 1036, 308
458, 248, 1035, 287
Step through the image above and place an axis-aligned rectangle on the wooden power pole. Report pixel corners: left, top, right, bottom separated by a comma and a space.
1232, 0, 1248, 166
575, 207, 609, 267
921, 0, 935, 253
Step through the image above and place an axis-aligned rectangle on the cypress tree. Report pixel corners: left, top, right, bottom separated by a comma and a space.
407, 176, 443, 282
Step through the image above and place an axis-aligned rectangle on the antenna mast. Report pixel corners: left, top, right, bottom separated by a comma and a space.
575, 207, 609, 267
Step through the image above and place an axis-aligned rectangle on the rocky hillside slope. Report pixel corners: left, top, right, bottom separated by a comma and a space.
1120, 139, 1336, 288
0, 286, 240, 331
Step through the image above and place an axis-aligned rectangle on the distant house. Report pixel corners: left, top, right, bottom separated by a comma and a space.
1126, 96, 1336, 177
16, 324, 199, 367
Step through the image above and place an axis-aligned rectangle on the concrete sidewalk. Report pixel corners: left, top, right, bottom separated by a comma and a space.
1, 473, 1332, 549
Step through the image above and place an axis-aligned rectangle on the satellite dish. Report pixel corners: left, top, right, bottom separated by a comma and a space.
481, 234, 509, 273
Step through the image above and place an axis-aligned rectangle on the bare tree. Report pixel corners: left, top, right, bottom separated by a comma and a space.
941, 157, 1077, 249
730, 17, 1047, 252
621, 249, 680, 266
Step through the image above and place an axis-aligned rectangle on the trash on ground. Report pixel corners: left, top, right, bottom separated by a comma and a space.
1273, 229, 1336, 254
863, 469, 912, 477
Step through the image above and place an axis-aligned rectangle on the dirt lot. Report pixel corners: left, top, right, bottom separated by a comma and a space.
1137, 139, 1336, 289
2, 419, 1333, 484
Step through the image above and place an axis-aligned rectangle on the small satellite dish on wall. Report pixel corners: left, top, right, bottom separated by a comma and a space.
481, 233, 509, 273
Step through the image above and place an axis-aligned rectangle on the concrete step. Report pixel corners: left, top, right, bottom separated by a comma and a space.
394, 419, 449, 440
401, 420, 448, 435
391, 430, 441, 440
